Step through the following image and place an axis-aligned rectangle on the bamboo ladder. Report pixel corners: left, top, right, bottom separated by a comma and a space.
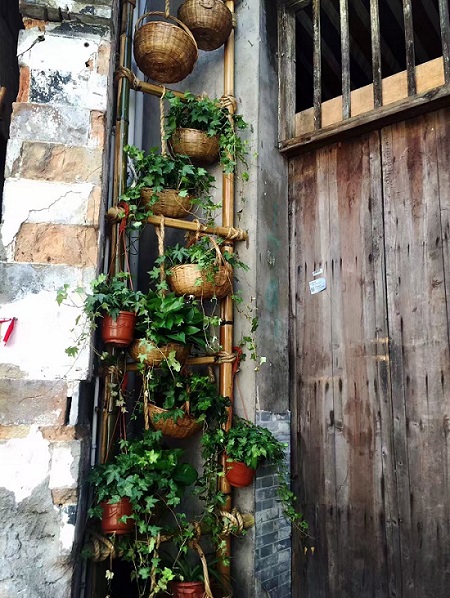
100, 0, 244, 591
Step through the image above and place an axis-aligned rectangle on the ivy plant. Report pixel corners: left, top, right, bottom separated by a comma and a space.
165, 91, 248, 174
120, 145, 217, 229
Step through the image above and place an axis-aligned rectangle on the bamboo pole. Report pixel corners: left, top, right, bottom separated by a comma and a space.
101, 0, 135, 464
107, 207, 248, 241
218, 0, 236, 587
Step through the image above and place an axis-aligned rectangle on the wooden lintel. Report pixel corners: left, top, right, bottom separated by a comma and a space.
280, 84, 450, 156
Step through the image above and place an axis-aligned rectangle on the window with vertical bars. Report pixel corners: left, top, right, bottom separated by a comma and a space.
294, 0, 449, 134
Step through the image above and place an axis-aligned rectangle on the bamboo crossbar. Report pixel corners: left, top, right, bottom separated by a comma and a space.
115, 66, 185, 98
106, 207, 248, 241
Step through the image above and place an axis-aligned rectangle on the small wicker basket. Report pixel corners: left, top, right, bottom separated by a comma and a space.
148, 403, 202, 439
129, 340, 190, 367
170, 128, 220, 165
168, 263, 232, 299
140, 188, 193, 219
178, 0, 233, 51
134, 12, 198, 83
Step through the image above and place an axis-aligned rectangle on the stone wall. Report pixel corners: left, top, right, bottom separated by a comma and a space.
0, 2, 115, 596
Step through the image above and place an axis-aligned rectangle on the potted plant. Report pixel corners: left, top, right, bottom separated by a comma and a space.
89, 430, 198, 537
152, 235, 248, 300
164, 91, 248, 173
144, 363, 229, 438
201, 418, 308, 532
178, 0, 233, 52
170, 552, 208, 598
57, 272, 145, 354
121, 145, 216, 223
130, 291, 219, 368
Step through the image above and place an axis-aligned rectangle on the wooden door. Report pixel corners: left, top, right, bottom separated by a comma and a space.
290, 108, 450, 598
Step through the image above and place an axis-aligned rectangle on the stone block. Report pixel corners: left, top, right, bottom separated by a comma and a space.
19, 0, 113, 25
14, 223, 98, 266
0, 379, 67, 426
89, 111, 106, 148
13, 141, 102, 184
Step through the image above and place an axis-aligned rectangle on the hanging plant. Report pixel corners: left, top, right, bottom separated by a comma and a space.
130, 291, 219, 368
120, 145, 217, 226
165, 91, 248, 174
151, 235, 248, 300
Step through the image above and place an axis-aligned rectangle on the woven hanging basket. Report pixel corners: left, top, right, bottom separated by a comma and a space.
170, 128, 220, 165
148, 403, 202, 439
178, 0, 233, 51
134, 12, 198, 83
168, 263, 232, 299
140, 188, 193, 219
129, 340, 190, 367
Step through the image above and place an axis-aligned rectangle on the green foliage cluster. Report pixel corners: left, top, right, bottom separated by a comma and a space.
135, 291, 218, 352
165, 91, 248, 174
120, 145, 216, 229
146, 363, 230, 426
201, 418, 308, 533
150, 235, 248, 290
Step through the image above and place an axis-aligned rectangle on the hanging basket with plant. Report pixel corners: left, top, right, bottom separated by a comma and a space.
178, 0, 233, 52
143, 364, 229, 438
152, 235, 248, 300
133, 6, 198, 84
165, 91, 248, 173
121, 145, 216, 225
130, 291, 217, 368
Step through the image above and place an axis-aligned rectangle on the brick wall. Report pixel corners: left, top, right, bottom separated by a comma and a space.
0, 3, 115, 596
255, 410, 292, 598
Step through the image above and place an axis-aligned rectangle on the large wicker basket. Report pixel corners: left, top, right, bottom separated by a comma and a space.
134, 12, 198, 83
140, 188, 193, 219
168, 263, 232, 299
129, 340, 190, 367
148, 403, 202, 439
178, 0, 233, 51
170, 128, 220, 165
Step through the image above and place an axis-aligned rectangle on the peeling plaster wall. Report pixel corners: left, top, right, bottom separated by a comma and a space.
0, 1, 116, 596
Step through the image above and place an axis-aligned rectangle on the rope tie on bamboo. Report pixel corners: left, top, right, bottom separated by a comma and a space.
115, 66, 141, 91
165, 0, 170, 18
87, 530, 118, 562
219, 94, 237, 113
219, 508, 245, 536
143, 368, 150, 431
155, 215, 166, 289
224, 226, 246, 241
159, 87, 168, 156
215, 351, 236, 364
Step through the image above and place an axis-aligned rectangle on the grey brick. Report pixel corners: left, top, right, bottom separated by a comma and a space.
256, 474, 275, 489
255, 531, 277, 548
278, 549, 291, 564
256, 486, 278, 502
273, 582, 291, 597
257, 542, 277, 559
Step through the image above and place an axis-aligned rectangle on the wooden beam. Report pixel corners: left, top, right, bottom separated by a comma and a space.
295, 56, 445, 135
282, 81, 450, 156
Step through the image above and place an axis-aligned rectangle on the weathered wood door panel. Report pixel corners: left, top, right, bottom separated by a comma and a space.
291, 109, 450, 598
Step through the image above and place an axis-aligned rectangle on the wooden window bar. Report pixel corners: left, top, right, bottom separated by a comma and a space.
370, 0, 382, 108
403, 0, 416, 96
438, 0, 450, 83
340, 0, 351, 119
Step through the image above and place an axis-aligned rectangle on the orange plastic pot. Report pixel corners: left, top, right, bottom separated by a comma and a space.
101, 497, 134, 535
101, 311, 136, 347
225, 458, 256, 488
171, 581, 206, 597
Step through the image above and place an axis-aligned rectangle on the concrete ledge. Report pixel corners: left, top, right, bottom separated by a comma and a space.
19, 0, 113, 26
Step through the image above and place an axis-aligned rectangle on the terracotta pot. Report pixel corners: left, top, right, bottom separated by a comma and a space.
171, 580, 206, 597
225, 458, 256, 488
101, 311, 136, 347
101, 497, 134, 535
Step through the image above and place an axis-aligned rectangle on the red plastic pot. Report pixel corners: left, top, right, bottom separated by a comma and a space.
100, 497, 134, 535
171, 581, 206, 597
101, 311, 136, 347
225, 458, 256, 488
